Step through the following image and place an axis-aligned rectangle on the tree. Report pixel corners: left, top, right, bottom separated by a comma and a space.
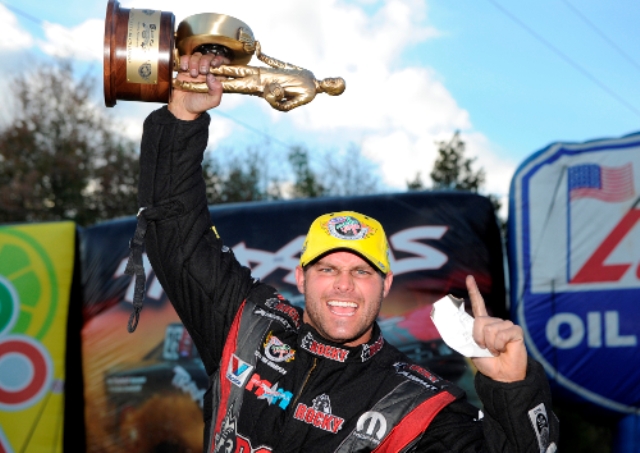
406, 131, 485, 192
407, 131, 503, 223
288, 145, 327, 198
318, 144, 381, 197
430, 131, 485, 191
0, 61, 139, 226
205, 143, 381, 202
202, 147, 282, 204
406, 172, 426, 191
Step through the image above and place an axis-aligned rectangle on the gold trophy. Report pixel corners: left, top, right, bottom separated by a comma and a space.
103, 0, 345, 111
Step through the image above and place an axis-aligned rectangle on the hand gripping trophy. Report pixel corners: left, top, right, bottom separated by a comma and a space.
103, 0, 345, 111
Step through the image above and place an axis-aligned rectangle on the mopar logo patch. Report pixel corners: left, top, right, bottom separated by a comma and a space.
355, 411, 387, 445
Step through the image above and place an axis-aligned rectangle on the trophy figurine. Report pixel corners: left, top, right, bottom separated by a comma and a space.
103, 0, 345, 111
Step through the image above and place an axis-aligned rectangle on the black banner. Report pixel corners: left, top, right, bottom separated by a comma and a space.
80, 191, 505, 452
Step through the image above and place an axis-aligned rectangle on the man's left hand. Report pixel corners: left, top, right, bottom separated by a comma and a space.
467, 275, 528, 382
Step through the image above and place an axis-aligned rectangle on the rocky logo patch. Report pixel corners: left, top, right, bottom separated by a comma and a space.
301, 332, 349, 362
294, 394, 344, 434
361, 335, 384, 361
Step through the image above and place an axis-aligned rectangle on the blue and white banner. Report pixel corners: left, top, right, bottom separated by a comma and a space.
508, 132, 640, 413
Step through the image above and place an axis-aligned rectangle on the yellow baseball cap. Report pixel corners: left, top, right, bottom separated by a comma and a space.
300, 211, 391, 274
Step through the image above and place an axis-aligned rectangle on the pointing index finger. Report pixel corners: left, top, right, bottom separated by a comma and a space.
466, 275, 488, 318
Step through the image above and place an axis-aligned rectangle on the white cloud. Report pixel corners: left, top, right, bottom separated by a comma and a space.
0, 4, 34, 50
40, 19, 103, 61
8, 0, 514, 208
121, 0, 509, 201
463, 132, 516, 218
208, 117, 235, 149
107, 102, 159, 142
362, 130, 437, 188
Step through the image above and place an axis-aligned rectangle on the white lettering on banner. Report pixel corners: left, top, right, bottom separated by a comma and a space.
172, 365, 205, 408
546, 311, 637, 349
115, 254, 164, 304
233, 239, 304, 285
115, 225, 450, 301
163, 324, 184, 360
234, 228, 449, 285
388, 226, 448, 275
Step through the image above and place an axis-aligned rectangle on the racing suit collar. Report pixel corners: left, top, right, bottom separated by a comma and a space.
298, 323, 385, 363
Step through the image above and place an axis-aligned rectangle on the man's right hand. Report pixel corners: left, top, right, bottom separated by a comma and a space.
168, 53, 230, 121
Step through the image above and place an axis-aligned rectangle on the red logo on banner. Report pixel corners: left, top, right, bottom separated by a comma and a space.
0, 336, 51, 410
571, 207, 640, 283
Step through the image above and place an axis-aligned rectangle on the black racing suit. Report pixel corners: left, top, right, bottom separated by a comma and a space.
136, 106, 559, 452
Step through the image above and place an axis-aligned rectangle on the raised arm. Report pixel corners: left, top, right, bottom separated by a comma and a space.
410, 275, 558, 451
136, 53, 256, 375
255, 41, 305, 71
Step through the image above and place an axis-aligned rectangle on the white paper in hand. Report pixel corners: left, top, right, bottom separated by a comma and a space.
430, 295, 494, 358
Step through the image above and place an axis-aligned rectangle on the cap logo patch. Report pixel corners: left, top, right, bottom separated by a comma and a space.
326, 216, 371, 240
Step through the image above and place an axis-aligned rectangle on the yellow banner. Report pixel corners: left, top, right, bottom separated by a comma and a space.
0, 222, 75, 453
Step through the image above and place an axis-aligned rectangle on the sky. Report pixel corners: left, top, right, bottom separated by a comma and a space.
1, 0, 639, 218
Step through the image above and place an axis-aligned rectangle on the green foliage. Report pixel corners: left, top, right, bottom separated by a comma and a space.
406, 131, 486, 192
406, 131, 506, 228
202, 147, 282, 204
288, 145, 327, 198
406, 172, 426, 191
430, 131, 485, 192
317, 144, 381, 197
0, 61, 139, 226
203, 143, 381, 203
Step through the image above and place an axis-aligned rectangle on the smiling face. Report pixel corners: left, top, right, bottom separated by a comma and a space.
295, 251, 393, 347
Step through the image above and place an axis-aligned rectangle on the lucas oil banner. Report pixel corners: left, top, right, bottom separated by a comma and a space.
80, 191, 505, 452
0, 222, 75, 453
508, 132, 640, 414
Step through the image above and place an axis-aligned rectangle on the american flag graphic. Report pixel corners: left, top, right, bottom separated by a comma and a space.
567, 163, 635, 202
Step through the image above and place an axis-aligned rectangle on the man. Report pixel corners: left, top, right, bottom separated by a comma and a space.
130, 52, 559, 452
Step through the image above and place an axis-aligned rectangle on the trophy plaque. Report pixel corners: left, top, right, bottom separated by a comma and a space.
103, 0, 345, 111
